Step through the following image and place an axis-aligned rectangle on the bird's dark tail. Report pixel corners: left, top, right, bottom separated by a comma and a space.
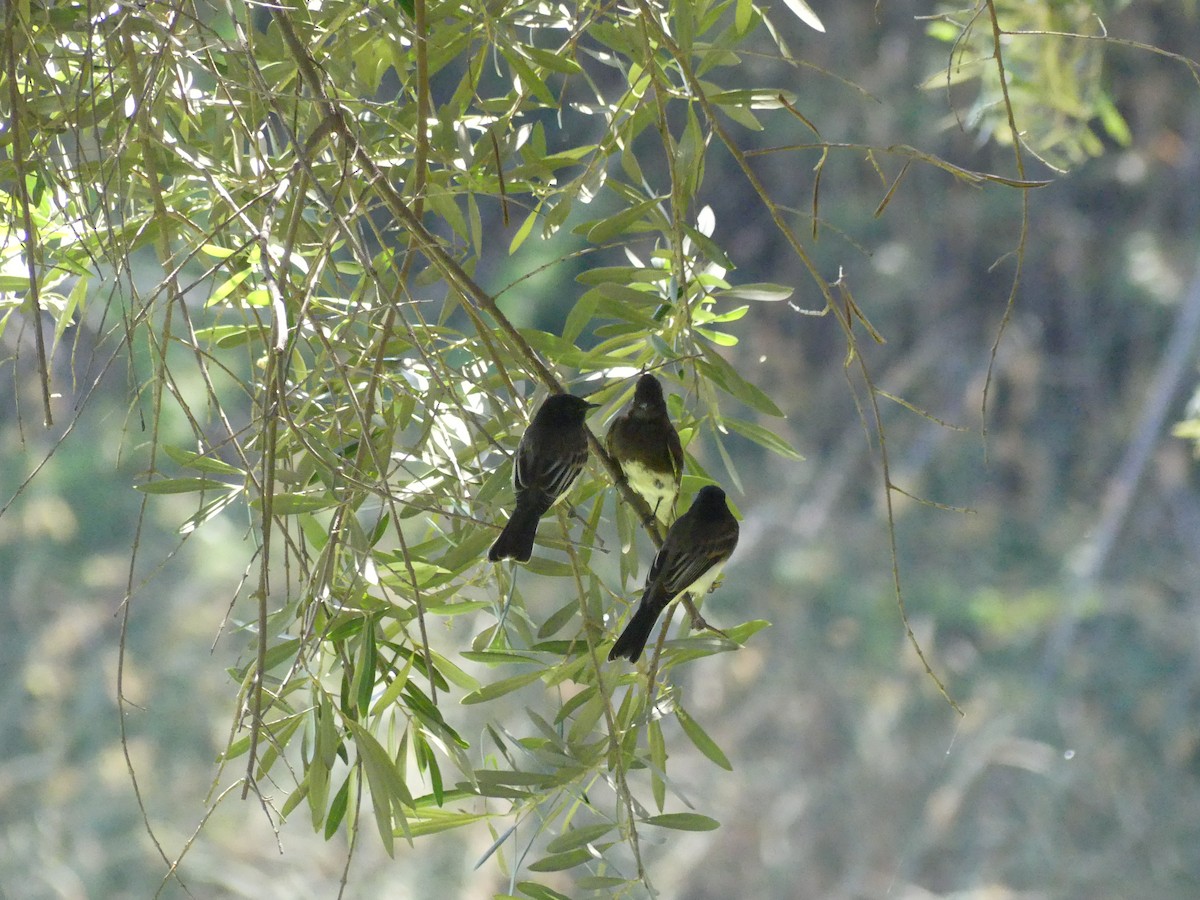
488, 502, 544, 562
608, 594, 667, 662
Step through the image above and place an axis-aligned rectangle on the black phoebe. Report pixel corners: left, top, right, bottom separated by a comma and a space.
608, 485, 739, 662
488, 393, 596, 563
606, 374, 684, 524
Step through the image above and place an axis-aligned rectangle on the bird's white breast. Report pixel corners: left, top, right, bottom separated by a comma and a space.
621, 460, 679, 521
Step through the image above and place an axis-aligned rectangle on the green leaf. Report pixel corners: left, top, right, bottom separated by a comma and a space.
546, 823, 615, 854
705, 89, 798, 109
561, 290, 599, 346
676, 707, 732, 770
325, 773, 352, 839
509, 205, 539, 255
648, 717, 667, 811
192, 323, 263, 348
354, 621, 377, 715
697, 341, 784, 417
1096, 92, 1132, 146
527, 848, 593, 872
428, 651, 481, 691
696, 327, 738, 347
500, 48, 558, 106
724, 619, 772, 644
475, 769, 556, 787
585, 197, 661, 244
460, 650, 540, 665
205, 267, 253, 307
404, 809, 490, 837
567, 688, 606, 746
721, 415, 804, 460
369, 654, 414, 717
683, 223, 732, 268
781, 0, 826, 32
517, 882, 573, 900
133, 477, 230, 494
576, 266, 667, 286
347, 721, 413, 853
718, 282, 794, 302
524, 45, 583, 75
256, 492, 338, 514
645, 812, 721, 831
460, 668, 544, 704
160, 444, 244, 476
735, 0, 754, 34
537, 600, 578, 638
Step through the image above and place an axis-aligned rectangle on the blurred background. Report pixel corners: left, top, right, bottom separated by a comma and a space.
4, 3, 1200, 898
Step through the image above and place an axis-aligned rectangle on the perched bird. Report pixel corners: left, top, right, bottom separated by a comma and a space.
606, 373, 684, 524
608, 485, 739, 662
488, 393, 596, 563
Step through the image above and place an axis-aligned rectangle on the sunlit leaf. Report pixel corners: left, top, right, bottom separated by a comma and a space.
780, 0, 825, 32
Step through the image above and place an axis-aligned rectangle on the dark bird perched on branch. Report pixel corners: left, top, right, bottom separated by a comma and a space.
606, 373, 684, 525
608, 485, 739, 662
488, 393, 596, 563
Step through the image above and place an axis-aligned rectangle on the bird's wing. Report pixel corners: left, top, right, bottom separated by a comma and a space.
667, 427, 684, 481
516, 436, 586, 501
652, 527, 732, 597
543, 441, 588, 500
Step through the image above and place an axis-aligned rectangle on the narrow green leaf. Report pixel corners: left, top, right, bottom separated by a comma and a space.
723, 619, 772, 644
501, 48, 557, 105
354, 621, 377, 715
683, 224, 732, 268
160, 444, 243, 476
517, 882, 574, 900
554, 684, 597, 725
713, 426, 745, 494
133, 477, 230, 494
428, 651, 481, 691
459, 650, 539, 665
576, 265, 667, 286
567, 689, 606, 746
721, 415, 804, 460
545, 823, 615, 854
562, 291, 599, 344
524, 45, 583, 74
460, 668, 544, 704
578, 876, 630, 890
537, 600, 577, 638
648, 718, 667, 811
718, 282, 794, 302
527, 848, 593, 872
645, 812, 721, 831
405, 809, 490, 837
705, 89, 798, 109
735, 0, 754, 33
509, 206, 539, 255
475, 770, 556, 787
781, 0, 826, 32
585, 197, 660, 244
192, 323, 262, 347
255, 492, 337, 514
696, 327, 738, 347
205, 267, 252, 307
325, 773, 352, 839
676, 707, 733, 770
697, 342, 784, 416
